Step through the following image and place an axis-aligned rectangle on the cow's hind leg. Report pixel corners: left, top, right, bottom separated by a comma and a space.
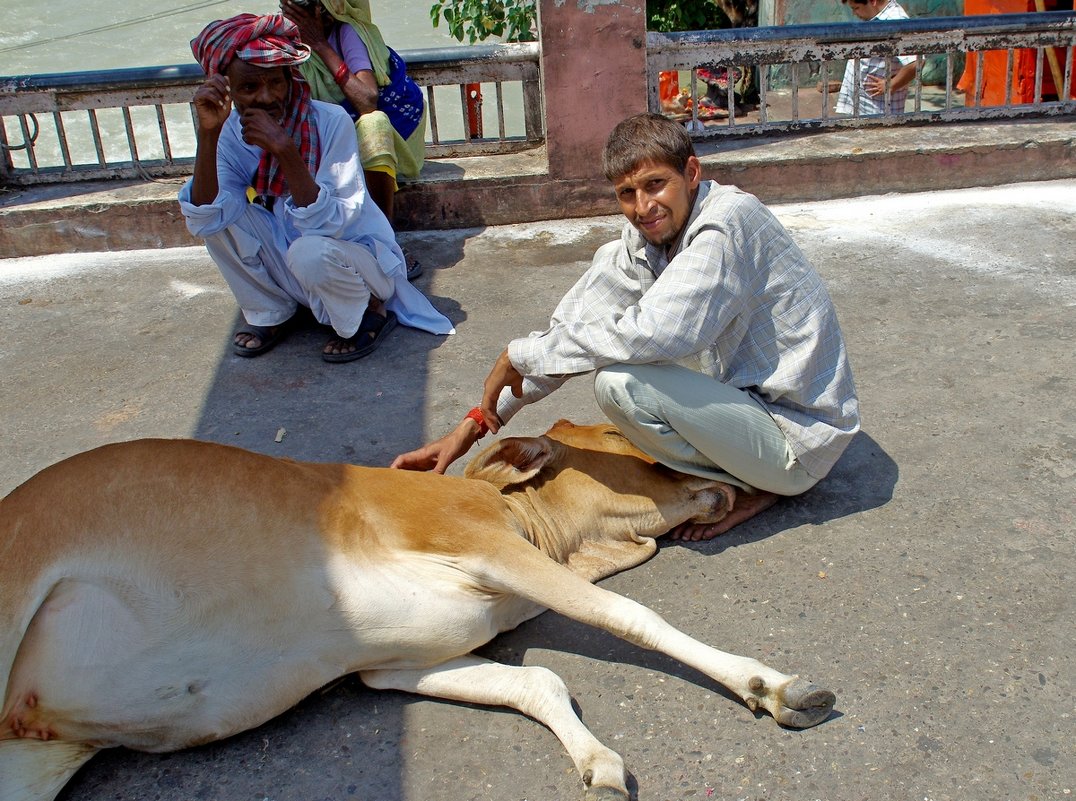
361, 655, 628, 800
0, 738, 98, 801
473, 538, 835, 729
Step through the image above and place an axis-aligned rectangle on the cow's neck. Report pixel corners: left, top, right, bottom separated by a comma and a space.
501, 488, 566, 555
499, 478, 672, 569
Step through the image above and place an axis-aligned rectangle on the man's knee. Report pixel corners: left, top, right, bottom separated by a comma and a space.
594, 364, 643, 417
204, 214, 266, 267
286, 235, 337, 285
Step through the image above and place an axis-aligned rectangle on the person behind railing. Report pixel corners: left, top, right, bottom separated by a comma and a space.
835, 0, 919, 115
179, 13, 453, 362
281, 0, 426, 279
392, 112, 860, 542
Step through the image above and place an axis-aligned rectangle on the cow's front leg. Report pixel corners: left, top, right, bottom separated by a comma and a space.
744, 673, 836, 728
472, 538, 836, 728
575, 592, 835, 728
361, 656, 628, 800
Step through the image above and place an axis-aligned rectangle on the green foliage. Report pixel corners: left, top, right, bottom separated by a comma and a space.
429, 0, 731, 44
647, 1, 732, 33
429, 0, 537, 44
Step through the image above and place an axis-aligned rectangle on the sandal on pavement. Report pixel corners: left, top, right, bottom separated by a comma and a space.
322, 309, 398, 363
232, 319, 292, 358
405, 250, 423, 281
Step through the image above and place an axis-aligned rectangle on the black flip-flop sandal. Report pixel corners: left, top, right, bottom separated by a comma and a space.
322, 309, 398, 363
231, 319, 292, 358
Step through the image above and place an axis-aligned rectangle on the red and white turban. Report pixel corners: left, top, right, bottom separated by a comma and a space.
191, 13, 311, 77
191, 14, 319, 198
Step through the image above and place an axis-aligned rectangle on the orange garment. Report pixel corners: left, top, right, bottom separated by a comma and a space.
958, 0, 1075, 105
660, 71, 680, 104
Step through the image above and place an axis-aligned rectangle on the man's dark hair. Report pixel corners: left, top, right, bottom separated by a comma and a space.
601, 113, 697, 181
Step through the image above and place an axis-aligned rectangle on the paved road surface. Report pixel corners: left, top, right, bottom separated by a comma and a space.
2, 180, 1073, 801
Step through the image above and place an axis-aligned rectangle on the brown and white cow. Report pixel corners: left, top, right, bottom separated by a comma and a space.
0, 420, 834, 801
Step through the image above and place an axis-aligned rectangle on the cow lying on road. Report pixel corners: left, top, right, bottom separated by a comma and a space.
1, 420, 835, 801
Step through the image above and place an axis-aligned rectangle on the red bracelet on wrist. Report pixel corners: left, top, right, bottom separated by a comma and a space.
464, 407, 489, 438
333, 61, 350, 88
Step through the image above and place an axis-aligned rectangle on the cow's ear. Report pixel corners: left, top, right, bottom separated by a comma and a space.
464, 436, 555, 489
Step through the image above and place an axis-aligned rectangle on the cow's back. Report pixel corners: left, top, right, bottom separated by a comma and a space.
2, 438, 345, 575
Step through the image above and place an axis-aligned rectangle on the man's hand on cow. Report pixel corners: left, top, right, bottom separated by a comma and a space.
193, 75, 232, 134
390, 420, 482, 474
480, 350, 524, 434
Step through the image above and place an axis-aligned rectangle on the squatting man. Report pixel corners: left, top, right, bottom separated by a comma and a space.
393, 112, 860, 540
179, 13, 452, 363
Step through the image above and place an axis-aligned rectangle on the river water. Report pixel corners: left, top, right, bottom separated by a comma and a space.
0, 0, 515, 167
0, 0, 470, 76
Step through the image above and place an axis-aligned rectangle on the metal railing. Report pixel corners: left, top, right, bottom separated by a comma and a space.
0, 42, 542, 186
3, 14, 1074, 185
648, 11, 1076, 136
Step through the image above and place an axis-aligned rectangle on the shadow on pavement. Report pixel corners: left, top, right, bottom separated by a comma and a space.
189, 238, 469, 468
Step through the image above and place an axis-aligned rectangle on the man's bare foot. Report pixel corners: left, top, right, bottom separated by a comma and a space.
667, 489, 779, 541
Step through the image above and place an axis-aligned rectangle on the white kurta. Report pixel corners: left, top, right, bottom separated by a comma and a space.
178, 100, 453, 336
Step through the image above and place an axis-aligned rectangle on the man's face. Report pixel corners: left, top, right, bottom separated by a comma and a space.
613, 156, 702, 248
843, 0, 881, 20
225, 60, 291, 122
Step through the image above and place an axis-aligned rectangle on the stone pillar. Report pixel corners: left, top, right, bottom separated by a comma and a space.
537, 0, 648, 180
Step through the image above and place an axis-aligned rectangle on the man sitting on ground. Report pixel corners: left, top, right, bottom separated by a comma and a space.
179, 13, 452, 362
392, 112, 859, 540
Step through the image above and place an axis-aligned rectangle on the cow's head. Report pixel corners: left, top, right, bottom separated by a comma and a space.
464, 420, 734, 545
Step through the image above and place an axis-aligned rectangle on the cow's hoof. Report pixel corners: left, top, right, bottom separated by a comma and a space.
774, 678, 836, 728
585, 786, 629, 801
